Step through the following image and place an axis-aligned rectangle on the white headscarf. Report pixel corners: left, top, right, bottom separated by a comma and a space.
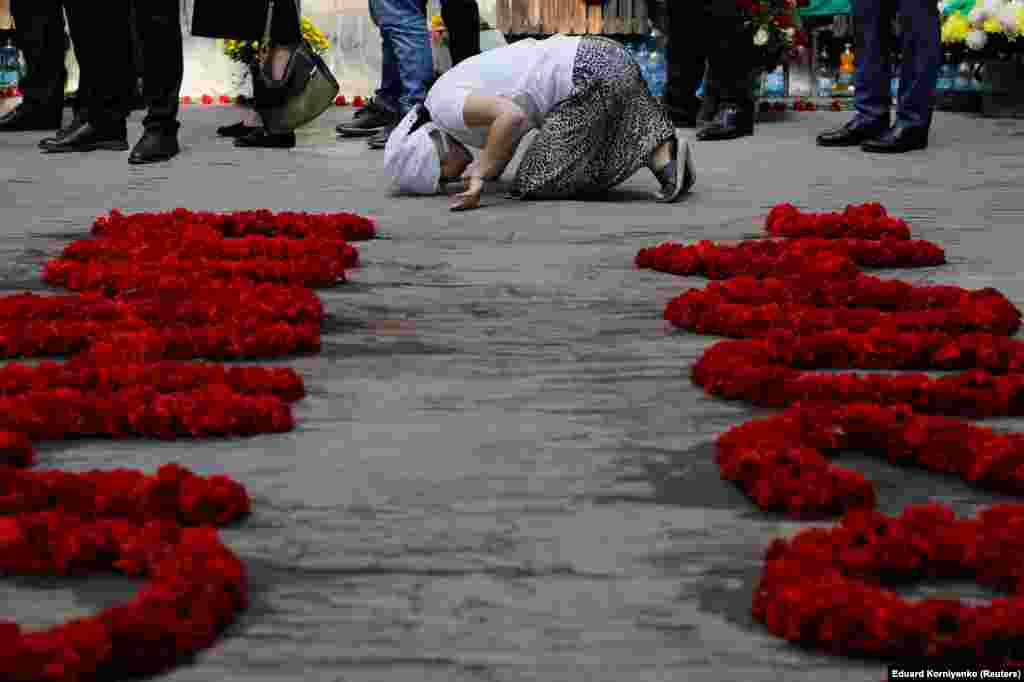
384, 107, 448, 196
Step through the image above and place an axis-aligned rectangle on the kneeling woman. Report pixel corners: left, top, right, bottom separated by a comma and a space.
384, 34, 695, 211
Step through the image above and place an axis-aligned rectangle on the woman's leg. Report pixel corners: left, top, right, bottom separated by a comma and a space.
516, 37, 678, 199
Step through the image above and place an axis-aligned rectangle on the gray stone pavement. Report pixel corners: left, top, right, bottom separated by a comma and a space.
3, 105, 1024, 682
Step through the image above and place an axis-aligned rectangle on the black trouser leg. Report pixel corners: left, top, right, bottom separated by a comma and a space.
441, 0, 480, 65
706, 15, 756, 109
663, 0, 711, 120
65, 0, 133, 133
62, 4, 89, 123
134, 0, 182, 132
10, 0, 66, 116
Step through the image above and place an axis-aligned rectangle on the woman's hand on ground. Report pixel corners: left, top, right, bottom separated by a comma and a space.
450, 176, 484, 211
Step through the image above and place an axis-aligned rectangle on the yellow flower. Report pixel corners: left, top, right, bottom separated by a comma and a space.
431, 15, 444, 28
1017, 6, 1024, 33
982, 15, 1002, 32
941, 12, 970, 42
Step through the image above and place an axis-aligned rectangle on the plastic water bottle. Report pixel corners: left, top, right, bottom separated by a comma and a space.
648, 48, 665, 98
890, 62, 900, 101
954, 60, 972, 92
0, 38, 18, 88
936, 52, 955, 93
816, 49, 833, 98
765, 65, 786, 98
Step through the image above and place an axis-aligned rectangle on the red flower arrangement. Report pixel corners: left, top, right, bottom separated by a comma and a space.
665, 273, 1020, 337
0, 515, 247, 681
635, 236, 944, 280
0, 208, 374, 680
766, 202, 911, 240
636, 202, 1024, 663
755, 502, 1024, 662
718, 402, 1024, 515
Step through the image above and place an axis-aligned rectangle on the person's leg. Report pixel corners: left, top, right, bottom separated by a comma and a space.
373, 0, 431, 116
43, 0, 132, 151
441, 0, 480, 66
697, 8, 757, 141
894, 0, 940, 131
2, 0, 64, 129
661, 0, 710, 127
236, 0, 303, 147
336, 0, 404, 136
129, 0, 182, 163
853, 0, 893, 125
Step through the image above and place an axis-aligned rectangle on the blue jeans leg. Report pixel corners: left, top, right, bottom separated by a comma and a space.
369, 0, 402, 112
369, 0, 432, 115
895, 0, 941, 129
853, 0, 893, 124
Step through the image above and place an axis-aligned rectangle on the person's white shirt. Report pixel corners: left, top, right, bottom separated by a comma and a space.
425, 34, 582, 149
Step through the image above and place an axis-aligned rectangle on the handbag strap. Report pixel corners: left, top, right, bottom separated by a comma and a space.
260, 0, 305, 64
260, 0, 276, 64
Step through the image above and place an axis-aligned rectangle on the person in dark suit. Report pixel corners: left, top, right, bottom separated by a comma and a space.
816, 0, 941, 153
0, 0, 65, 132
125, 0, 184, 163
661, 0, 757, 141
199, 0, 304, 149
39, 0, 136, 153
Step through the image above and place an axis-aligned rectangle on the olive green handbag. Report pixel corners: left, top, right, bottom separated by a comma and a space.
255, 0, 340, 134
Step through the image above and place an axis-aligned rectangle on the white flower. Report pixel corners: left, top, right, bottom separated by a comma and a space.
784, 27, 796, 39
937, 0, 947, 12
966, 28, 990, 49
754, 27, 770, 46
999, 0, 1024, 32
968, 7, 987, 24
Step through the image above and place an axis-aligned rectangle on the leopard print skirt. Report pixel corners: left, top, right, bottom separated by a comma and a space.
514, 36, 677, 200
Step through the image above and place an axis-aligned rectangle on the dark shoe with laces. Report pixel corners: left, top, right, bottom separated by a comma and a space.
336, 99, 400, 137
234, 127, 295, 149
129, 129, 180, 164
860, 125, 929, 153
39, 114, 87, 149
696, 106, 754, 141
816, 116, 890, 147
217, 121, 261, 138
40, 122, 129, 153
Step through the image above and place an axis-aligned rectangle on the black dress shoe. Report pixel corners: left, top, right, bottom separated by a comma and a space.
39, 116, 87, 149
216, 121, 261, 138
40, 123, 129, 153
696, 106, 753, 141
0, 106, 63, 132
816, 116, 890, 147
861, 125, 929, 153
234, 128, 295, 149
129, 129, 180, 164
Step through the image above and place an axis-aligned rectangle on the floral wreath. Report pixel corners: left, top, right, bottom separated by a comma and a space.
0, 209, 375, 680
638, 202, 1024, 663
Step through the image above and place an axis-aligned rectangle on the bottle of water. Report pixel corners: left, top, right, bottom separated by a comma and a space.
765, 64, 786, 98
954, 60, 972, 92
648, 48, 665, 98
816, 48, 833, 98
936, 52, 955, 93
636, 40, 651, 88
0, 38, 18, 88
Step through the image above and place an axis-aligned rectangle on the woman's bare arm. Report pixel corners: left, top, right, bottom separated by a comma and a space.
462, 94, 531, 180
